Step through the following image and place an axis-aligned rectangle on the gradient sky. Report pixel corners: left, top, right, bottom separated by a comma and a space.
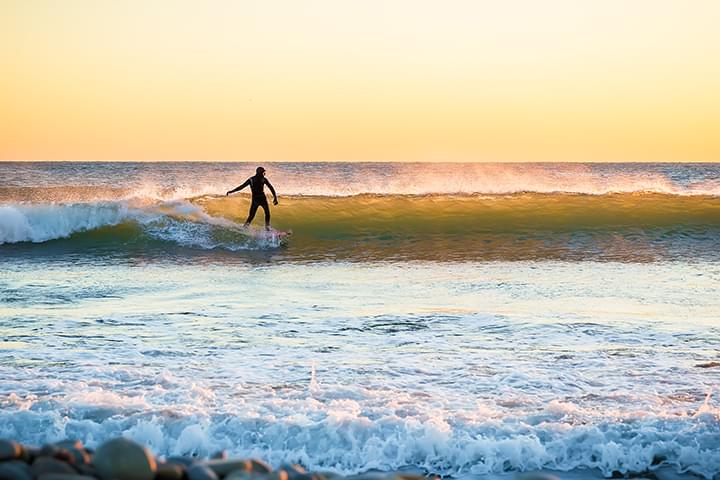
2, 0, 719, 162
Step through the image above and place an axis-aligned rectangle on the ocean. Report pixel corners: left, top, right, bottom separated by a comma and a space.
1, 162, 719, 479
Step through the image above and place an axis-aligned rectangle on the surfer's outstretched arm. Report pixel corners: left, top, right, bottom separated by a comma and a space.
265, 179, 278, 205
226, 179, 250, 196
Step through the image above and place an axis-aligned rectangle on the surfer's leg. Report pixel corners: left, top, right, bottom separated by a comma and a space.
244, 201, 259, 226
260, 200, 271, 230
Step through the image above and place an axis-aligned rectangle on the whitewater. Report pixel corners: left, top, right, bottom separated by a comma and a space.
1, 162, 719, 480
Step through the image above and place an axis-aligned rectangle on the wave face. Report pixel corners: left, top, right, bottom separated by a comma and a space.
0, 200, 286, 250
2, 192, 720, 261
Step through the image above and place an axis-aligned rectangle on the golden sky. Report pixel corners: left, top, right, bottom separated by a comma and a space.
1, 0, 719, 162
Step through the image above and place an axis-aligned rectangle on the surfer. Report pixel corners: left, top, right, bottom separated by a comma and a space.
226, 167, 278, 230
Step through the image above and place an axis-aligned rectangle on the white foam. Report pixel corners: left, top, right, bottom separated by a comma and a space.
0, 203, 130, 244
1, 385, 718, 478
0, 200, 284, 249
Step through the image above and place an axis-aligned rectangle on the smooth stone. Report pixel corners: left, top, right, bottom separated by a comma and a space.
21, 445, 41, 463
0, 462, 32, 480
207, 459, 272, 475
283, 464, 306, 473
343, 474, 390, 480
187, 464, 220, 480
280, 464, 310, 480
93, 437, 157, 480
225, 472, 270, 480
205, 460, 252, 477
248, 459, 272, 473
64, 447, 91, 465
155, 463, 185, 480
395, 475, 427, 480
515, 474, 561, 480
31, 457, 77, 476
40, 445, 76, 464
75, 464, 98, 477
313, 472, 342, 480
54, 440, 84, 451
0, 440, 22, 461
166, 456, 195, 467
38, 475, 97, 480
211, 450, 228, 460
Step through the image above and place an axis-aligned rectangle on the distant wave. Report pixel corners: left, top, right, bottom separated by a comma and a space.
1, 164, 720, 204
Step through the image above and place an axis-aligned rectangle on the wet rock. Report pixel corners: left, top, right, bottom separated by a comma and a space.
54, 440, 85, 451
225, 472, 276, 480
20, 445, 41, 463
40, 445, 76, 464
187, 464, 220, 480
279, 464, 313, 480
0, 440, 22, 461
695, 361, 720, 368
75, 464, 98, 477
31, 457, 77, 476
70, 447, 92, 465
93, 437, 157, 480
211, 450, 228, 460
166, 456, 195, 467
37, 475, 97, 480
394, 475, 427, 480
515, 473, 561, 480
248, 459, 272, 473
205, 460, 253, 477
225, 472, 253, 480
312, 472, 343, 480
0, 461, 33, 480
344, 473, 389, 480
155, 462, 185, 480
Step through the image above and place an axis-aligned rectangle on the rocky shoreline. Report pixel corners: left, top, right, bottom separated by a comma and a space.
0, 437, 449, 480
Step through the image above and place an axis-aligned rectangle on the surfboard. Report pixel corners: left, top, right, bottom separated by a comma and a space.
232, 225, 292, 245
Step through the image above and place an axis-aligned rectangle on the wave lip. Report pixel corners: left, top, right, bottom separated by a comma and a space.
0, 202, 131, 244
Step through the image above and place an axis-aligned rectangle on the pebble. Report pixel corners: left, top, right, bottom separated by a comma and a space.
225, 472, 258, 480
187, 464, 220, 480
0, 440, 21, 461
31, 457, 78, 476
211, 450, 228, 460
280, 465, 313, 480
155, 463, 185, 480
93, 437, 157, 480
54, 440, 84, 451
166, 456, 195, 467
37, 475, 97, 480
0, 436, 506, 480
0, 461, 33, 480
205, 459, 253, 477
515, 473, 561, 480
21, 446, 40, 464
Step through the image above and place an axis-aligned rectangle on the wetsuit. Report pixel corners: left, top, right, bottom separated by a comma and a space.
228, 174, 277, 227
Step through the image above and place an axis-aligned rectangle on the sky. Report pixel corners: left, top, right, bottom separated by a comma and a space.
1, 0, 719, 162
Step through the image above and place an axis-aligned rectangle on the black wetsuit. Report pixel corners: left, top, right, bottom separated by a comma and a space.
231, 174, 277, 226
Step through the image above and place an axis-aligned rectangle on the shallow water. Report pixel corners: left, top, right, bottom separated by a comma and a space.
1, 162, 719, 478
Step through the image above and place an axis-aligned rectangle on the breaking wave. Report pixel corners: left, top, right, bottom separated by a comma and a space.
2, 191, 719, 261
1, 380, 719, 478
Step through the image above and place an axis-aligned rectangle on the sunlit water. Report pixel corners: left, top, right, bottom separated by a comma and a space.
1, 163, 719, 479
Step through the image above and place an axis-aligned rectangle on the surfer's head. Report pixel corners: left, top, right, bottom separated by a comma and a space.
256, 166, 266, 176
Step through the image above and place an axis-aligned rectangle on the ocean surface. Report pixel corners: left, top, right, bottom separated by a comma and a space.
1, 162, 719, 479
